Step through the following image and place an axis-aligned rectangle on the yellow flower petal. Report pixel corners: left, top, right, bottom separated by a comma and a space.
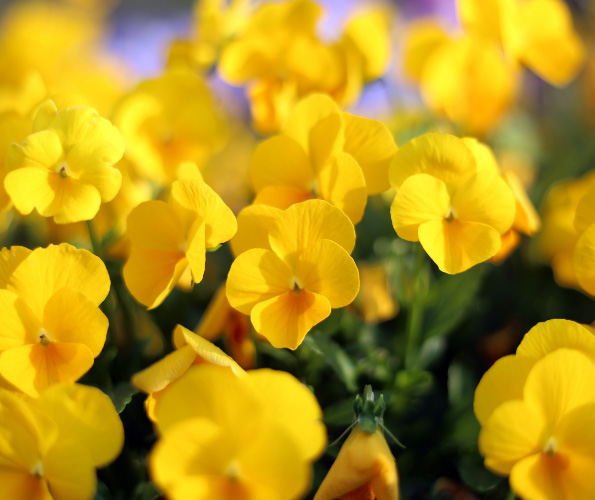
247, 369, 326, 460
252, 185, 312, 211
318, 152, 367, 224
295, 239, 360, 308
283, 93, 342, 156
516, 319, 595, 362
389, 133, 476, 191
226, 248, 292, 315
452, 170, 515, 234
342, 113, 397, 195
391, 173, 450, 242
574, 183, 595, 234
460, 137, 500, 175
127, 200, 186, 251
8, 243, 110, 316
309, 113, 344, 173
132, 345, 197, 394
36, 383, 124, 467
0, 343, 94, 396
229, 205, 284, 258
474, 354, 535, 426
251, 290, 331, 349
42, 441, 96, 500
479, 400, 545, 475
419, 219, 502, 274
0, 290, 36, 350
43, 288, 108, 357
503, 170, 540, 235
250, 135, 315, 193
0, 246, 31, 289
269, 200, 356, 268
5, 130, 62, 173
402, 20, 449, 82
170, 179, 237, 249
123, 248, 189, 309
523, 349, 595, 428
185, 218, 207, 284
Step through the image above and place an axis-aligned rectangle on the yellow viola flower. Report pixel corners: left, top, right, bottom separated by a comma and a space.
389, 133, 516, 274
419, 35, 519, 135
0, 383, 123, 500
357, 263, 398, 324
478, 348, 595, 500
0, 244, 110, 396
474, 319, 595, 428
226, 200, 360, 349
315, 386, 399, 500
123, 178, 237, 309
537, 172, 595, 288
132, 324, 245, 421
4, 99, 124, 224
150, 363, 326, 500
195, 282, 255, 369
459, 0, 585, 87
250, 93, 397, 224
402, 20, 450, 82
113, 69, 227, 185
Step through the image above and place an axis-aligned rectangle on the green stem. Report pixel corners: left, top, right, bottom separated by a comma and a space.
506, 488, 516, 500
404, 244, 426, 369
86, 219, 102, 258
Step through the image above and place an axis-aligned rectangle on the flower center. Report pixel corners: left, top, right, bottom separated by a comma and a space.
225, 460, 241, 482
30, 461, 44, 478
543, 436, 558, 455
444, 206, 457, 222
56, 161, 71, 178
39, 328, 51, 347
290, 276, 302, 294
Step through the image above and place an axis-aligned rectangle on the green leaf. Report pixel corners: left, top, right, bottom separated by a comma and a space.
94, 481, 112, 500
458, 455, 502, 493
447, 362, 475, 409
303, 332, 358, 392
424, 265, 485, 340
108, 382, 139, 414
131, 482, 160, 500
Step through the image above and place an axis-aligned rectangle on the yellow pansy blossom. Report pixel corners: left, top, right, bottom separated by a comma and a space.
479, 348, 595, 500
250, 93, 397, 224
357, 263, 398, 324
0, 383, 123, 500
123, 178, 237, 309
132, 324, 245, 421
390, 133, 516, 274
227, 200, 360, 349
4, 99, 124, 224
113, 69, 227, 185
0, 244, 110, 396
150, 363, 325, 500
459, 0, 585, 87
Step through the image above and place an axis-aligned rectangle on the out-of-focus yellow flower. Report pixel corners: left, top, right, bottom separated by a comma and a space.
132, 324, 245, 421
315, 386, 399, 500
4, 100, 124, 224
572, 181, 595, 296
478, 347, 595, 500
402, 20, 449, 82
357, 263, 398, 324
419, 35, 519, 136
196, 283, 255, 369
227, 200, 360, 349
537, 172, 595, 288
114, 69, 227, 185
168, 0, 252, 73
250, 93, 397, 224
459, 0, 585, 86
123, 178, 237, 309
0, 244, 110, 396
390, 133, 515, 274
150, 363, 326, 500
0, 383, 123, 500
